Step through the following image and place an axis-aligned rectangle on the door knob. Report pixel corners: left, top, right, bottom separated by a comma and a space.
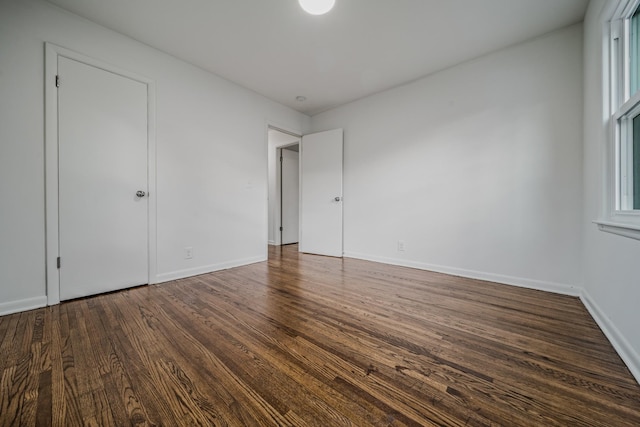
334, 196, 342, 202
136, 190, 146, 198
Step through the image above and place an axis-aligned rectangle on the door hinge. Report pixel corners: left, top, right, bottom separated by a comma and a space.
57, 257, 61, 269
55, 75, 60, 88
279, 226, 283, 231
611, 18, 622, 41
280, 156, 283, 163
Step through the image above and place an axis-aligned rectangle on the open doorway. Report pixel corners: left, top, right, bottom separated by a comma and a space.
268, 128, 300, 246
280, 145, 299, 245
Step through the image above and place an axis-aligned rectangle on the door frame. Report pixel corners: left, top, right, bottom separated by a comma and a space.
44, 43, 157, 306
266, 123, 301, 247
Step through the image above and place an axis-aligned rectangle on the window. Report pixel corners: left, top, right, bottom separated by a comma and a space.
600, 0, 640, 239
617, 100, 640, 211
619, 7, 640, 211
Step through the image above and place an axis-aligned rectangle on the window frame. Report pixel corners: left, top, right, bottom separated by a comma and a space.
597, 0, 640, 240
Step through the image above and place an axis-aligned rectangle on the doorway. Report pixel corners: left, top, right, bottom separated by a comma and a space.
267, 126, 344, 256
280, 145, 299, 245
267, 127, 301, 246
45, 44, 157, 304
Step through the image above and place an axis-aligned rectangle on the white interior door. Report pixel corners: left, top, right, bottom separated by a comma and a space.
300, 129, 343, 257
58, 56, 149, 301
281, 147, 299, 244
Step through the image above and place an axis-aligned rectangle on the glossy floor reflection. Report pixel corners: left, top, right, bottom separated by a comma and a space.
1, 244, 639, 426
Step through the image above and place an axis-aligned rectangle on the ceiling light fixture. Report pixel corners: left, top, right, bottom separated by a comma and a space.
298, 0, 335, 15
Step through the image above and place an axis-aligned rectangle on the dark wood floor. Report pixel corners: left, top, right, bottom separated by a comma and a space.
2, 245, 640, 426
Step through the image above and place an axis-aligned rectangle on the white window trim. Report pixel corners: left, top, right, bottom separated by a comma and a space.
597, 0, 640, 241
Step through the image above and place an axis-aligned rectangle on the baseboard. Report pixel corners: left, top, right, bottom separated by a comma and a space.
0, 295, 48, 317
268, 240, 276, 246
344, 250, 639, 385
1, 253, 638, 385
580, 290, 640, 384
155, 255, 267, 283
343, 251, 581, 296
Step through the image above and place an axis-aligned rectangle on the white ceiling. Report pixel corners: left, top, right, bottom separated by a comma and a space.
45, 0, 589, 116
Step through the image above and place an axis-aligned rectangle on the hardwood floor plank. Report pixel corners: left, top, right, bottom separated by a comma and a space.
47, 306, 67, 427
2, 244, 640, 426
191, 265, 627, 425
115, 288, 289, 426
143, 297, 298, 425
58, 305, 83, 426
182, 274, 502, 427
185, 288, 393, 426
100, 298, 183, 425
162, 284, 389, 426
206, 252, 640, 426
83, 297, 163, 426
35, 369, 52, 427
0, 314, 28, 380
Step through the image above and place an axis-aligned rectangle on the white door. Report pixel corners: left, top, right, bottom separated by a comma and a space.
58, 56, 149, 301
300, 129, 343, 257
281, 147, 299, 244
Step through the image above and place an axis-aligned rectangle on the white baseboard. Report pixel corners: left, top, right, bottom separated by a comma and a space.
344, 250, 639, 385
2, 252, 638, 385
155, 255, 266, 284
0, 295, 48, 316
268, 240, 276, 246
343, 251, 580, 296
580, 290, 640, 384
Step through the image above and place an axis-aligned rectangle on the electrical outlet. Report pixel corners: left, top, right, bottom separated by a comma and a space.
184, 246, 193, 259
397, 240, 405, 252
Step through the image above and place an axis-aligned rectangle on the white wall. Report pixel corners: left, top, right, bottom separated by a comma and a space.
311, 24, 584, 294
0, 0, 308, 314
1, 0, 638, 386
582, 0, 640, 381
